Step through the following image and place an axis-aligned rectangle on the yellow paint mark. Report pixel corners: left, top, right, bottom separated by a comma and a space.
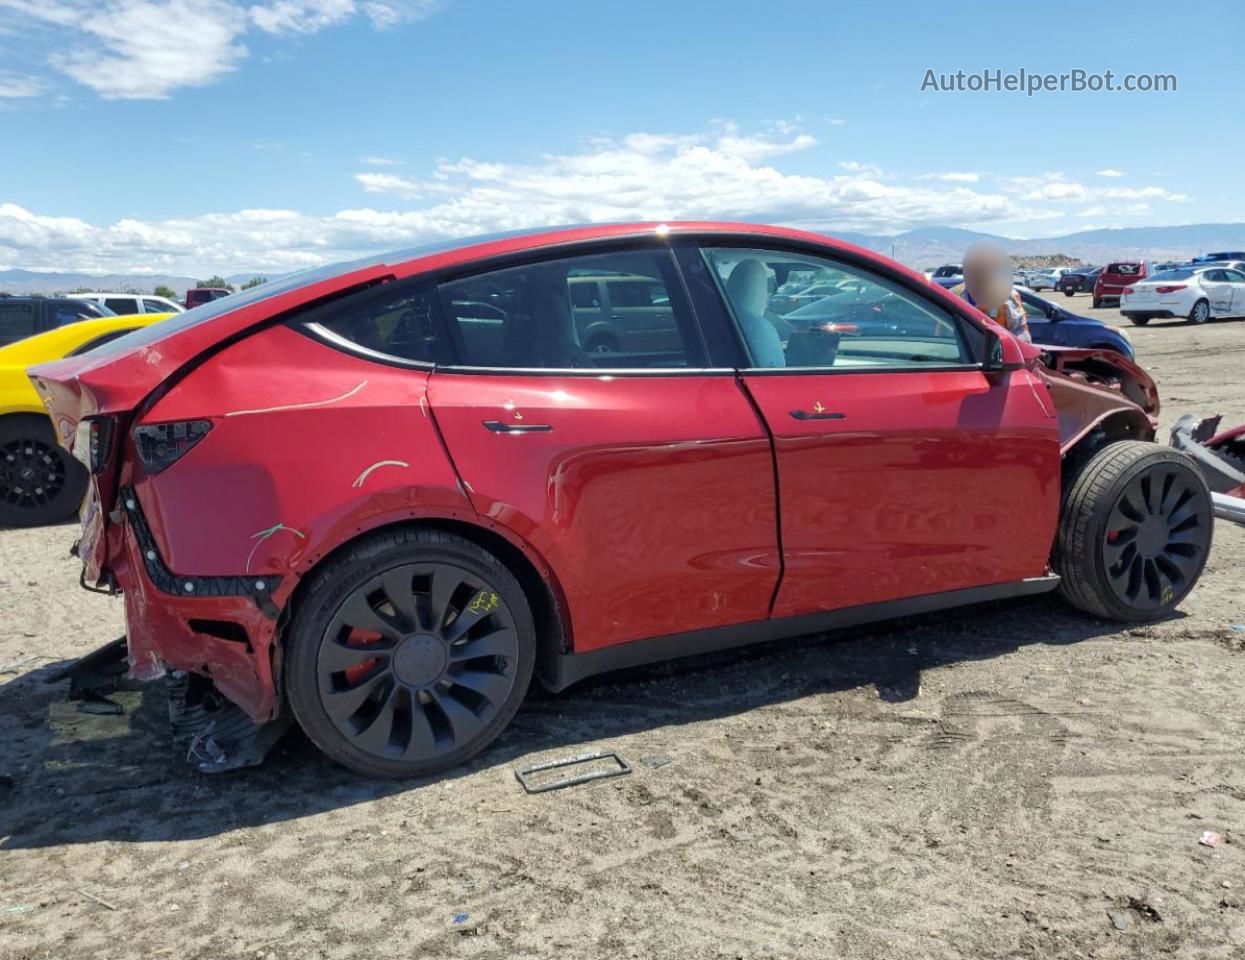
467, 591, 500, 615
813, 401, 826, 414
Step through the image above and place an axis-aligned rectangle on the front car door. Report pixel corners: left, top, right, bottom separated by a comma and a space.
427, 243, 780, 653
699, 242, 1060, 619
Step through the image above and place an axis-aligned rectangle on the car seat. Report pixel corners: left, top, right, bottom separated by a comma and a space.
726, 260, 785, 367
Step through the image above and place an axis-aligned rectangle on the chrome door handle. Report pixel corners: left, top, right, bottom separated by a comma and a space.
788, 409, 846, 421
482, 420, 553, 433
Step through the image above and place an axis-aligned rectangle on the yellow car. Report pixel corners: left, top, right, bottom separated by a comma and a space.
1, 313, 169, 527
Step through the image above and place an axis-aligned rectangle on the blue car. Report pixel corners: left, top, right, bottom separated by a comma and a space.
1019, 289, 1134, 358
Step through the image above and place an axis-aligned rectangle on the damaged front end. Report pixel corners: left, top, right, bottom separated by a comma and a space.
1170, 414, 1245, 525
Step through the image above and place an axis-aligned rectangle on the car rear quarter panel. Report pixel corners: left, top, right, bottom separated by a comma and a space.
136, 325, 471, 578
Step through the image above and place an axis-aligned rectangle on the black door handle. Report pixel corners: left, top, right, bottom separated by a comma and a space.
788, 409, 846, 421
482, 420, 553, 433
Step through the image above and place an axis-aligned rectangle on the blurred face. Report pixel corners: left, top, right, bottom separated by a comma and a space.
963, 244, 1013, 312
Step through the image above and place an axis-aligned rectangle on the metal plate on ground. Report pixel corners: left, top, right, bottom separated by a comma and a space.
514, 750, 631, 794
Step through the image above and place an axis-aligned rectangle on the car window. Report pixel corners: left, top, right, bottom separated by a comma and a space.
1107, 264, 1141, 276
438, 248, 704, 369
0, 301, 36, 344
1148, 270, 1194, 282
48, 301, 93, 327
302, 282, 440, 364
1224, 270, 1245, 283
1021, 295, 1051, 319
65, 328, 140, 357
103, 297, 140, 315
1204, 270, 1228, 282
702, 246, 970, 370
142, 298, 171, 313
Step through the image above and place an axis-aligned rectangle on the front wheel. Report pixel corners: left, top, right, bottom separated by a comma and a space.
1056, 441, 1212, 621
0, 415, 88, 528
286, 528, 535, 778
1063, 290, 1075, 297
1188, 299, 1210, 325
1092, 297, 1103, 309
1128, 315, 1151, 326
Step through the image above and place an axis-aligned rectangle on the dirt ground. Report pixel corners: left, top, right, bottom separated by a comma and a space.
2, 297, 1244, 960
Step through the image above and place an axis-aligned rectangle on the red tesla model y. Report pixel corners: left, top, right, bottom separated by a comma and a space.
30, 222, 1212, 777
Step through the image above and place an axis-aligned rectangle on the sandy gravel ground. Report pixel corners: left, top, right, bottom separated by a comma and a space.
2, 298, 1244, 960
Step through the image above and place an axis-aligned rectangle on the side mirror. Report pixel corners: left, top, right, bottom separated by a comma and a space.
983, 328, 1028, 372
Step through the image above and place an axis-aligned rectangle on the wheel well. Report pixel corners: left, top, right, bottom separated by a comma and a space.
279, 517, 569, 683
1061, 409, 1153, 497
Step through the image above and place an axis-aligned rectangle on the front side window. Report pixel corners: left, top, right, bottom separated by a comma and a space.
702, 246, 970, 370
143, 298, 173, 313
49, 301, 93, 327
438, 248, 703, 369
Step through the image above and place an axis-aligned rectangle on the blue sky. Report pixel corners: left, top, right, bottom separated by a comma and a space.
0, 0, 1237, 274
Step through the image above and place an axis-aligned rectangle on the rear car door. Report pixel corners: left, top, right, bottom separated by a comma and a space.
1222, 269, 1245, 315
700, 243, 1060, 619
1201, 270, 1233, 314
103, 296, 140, 316
427, 243, 779, 653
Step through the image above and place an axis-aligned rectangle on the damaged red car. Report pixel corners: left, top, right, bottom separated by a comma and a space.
30, 222, 1214, 778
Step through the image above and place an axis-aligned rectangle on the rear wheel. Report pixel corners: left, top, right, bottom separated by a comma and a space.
1188, 299, 1210, 325
1056, 442, 1212, 621
286, 528, 535, 778
1128, 315, 1151, 326
1092, 297, 1103, 308
0, 415, 87, 528
1063, 290, 1075, 297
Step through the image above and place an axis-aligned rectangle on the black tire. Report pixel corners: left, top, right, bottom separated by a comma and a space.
1063, 290, 1075, 298
1188, 299, 1210, 325
285, 527, 535, 778
0, 414, 88, 528
585, 335, 619, 355
1128, 315, 1151, 326
1092, 297, 1102, 309
1056, 441, 1212, 621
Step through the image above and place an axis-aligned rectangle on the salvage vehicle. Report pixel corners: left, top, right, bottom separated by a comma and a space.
1093, 261, 1147, 308
1017, 289, 1134, 357
1120, 266, 1245, 325
1, 311, 169, 526
1057, 266, 1101, 297
70, 292, 185, 316
30, 222, 1213, 778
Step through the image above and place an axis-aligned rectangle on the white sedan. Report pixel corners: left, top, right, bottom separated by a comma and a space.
1026, 268, 1073, 291
1120, 266, 1245, 325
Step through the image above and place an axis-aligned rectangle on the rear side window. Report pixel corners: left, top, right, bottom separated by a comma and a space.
303, 282, 440, 364
438, 248, 704, 369
143, 298, 171, 313
48, 300, 93, 327
0, 302, 36, 344
1106, 263, 1141, 276
104, 297, 140, 315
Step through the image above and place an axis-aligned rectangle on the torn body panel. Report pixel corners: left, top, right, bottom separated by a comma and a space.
98, 325, 474, 723
1038, 347, 1159, 454
1170, 413, 1245, 525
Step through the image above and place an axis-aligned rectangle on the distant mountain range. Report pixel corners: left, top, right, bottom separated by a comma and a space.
4, 222, 1245, 294
0, 271, 267, 297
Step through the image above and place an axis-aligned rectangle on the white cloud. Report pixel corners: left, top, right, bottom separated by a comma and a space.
921, 172, 980, 183
828, 118, 846, 126
1096, 168, 1125, 177
0, 72, 43, 97
1, 125, 1054, 275
360, 155, 402, 166
0, 0, 441, 98
1002, 171, 1189, 205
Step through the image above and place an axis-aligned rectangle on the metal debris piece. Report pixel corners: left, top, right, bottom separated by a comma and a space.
1200, 831, 1224, 848
77, 888, 117, 911
1107, 910, 1132, 931
1, 904, 34, 916
515, 750, 631, 794
639, 755, 672, 769
45, 636, 129, 701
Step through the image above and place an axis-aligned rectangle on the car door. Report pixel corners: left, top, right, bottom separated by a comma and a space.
0, 300, 38, 346
1201, 270, 1232, 315
1223, 269, 1245, 315
700, 243, 1060, 619
1019, 292, 1055, 344
427, 244, 780, 653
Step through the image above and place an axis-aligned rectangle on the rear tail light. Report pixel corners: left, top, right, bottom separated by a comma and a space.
133, 420, 212, 475
1122, 287, 1135, 296
1156, 285, 1187, 294
73, 416, 116, 474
